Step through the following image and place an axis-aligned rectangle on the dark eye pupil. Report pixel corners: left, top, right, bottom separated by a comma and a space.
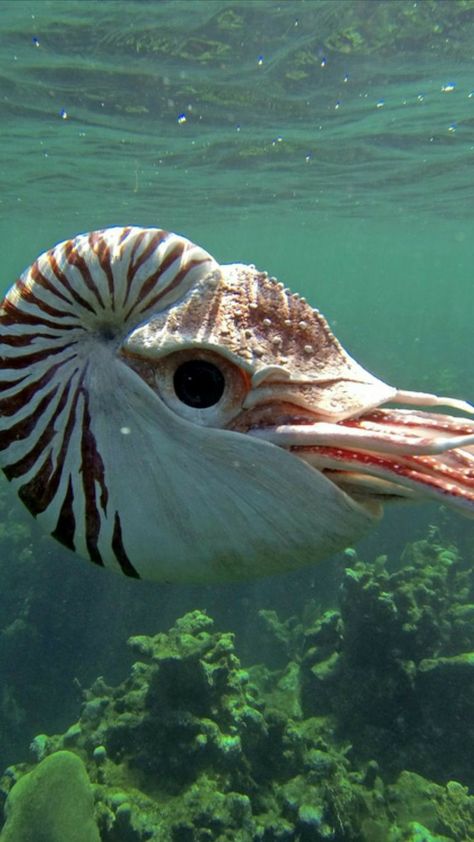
173, 360, 225, 408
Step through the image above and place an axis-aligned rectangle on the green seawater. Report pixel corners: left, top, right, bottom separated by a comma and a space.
0, 1, 473, 839
1, 1, 473, 392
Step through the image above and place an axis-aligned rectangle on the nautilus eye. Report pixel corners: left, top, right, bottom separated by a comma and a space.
146, 348, 249, 426
173, 359, 225, 408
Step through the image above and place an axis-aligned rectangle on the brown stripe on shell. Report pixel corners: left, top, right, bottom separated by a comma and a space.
124, 230, 167, 308
51, 475, 76, 551
125, 230, 147, 296
0, 375, 28, 393
0, 341, 78, 370
65, 239, 106, 311
2, 379, 72, 479
118, 226, 133, 246
47, 253, 97, 314
0, 387, 60, 454
0, 358, 77, 417
89, 232, 116, 310
16, 378, 80, 516
0, 332, 66, 348
112, 511, 139, 578
0, 299, 80, 332
14, 277, 81, 321
80, 385, 108, 566
18, 453, 56, 515
124, 241, 186, 320
29, 261, 77, 308
137, 256, 210, 316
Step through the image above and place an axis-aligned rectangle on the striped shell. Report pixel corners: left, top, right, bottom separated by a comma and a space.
0, 228, 216, 578
0, 227, 371, 582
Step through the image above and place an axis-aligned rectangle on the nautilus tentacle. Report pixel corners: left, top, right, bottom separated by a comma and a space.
0, 227, 374, 582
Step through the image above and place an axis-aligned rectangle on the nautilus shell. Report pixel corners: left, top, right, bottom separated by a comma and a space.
0, 227, 472, 582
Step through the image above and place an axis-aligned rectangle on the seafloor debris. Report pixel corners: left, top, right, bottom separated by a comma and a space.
2, 535, 474, 841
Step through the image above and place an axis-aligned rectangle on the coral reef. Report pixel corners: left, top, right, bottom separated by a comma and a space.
2, 533, 474, 842
301, 533, 474, 787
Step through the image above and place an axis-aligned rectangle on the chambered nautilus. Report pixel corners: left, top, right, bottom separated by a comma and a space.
0, 227, 472, 582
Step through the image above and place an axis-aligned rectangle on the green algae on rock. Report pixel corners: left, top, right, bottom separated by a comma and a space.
300, 533, 474, 786
1, 610, 365, 840
0, 750, 100, 842
2, 538, 474, 841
